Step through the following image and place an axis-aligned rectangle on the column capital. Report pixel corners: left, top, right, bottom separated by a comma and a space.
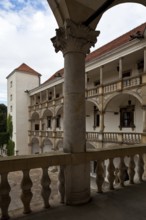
51, 19, 100, 55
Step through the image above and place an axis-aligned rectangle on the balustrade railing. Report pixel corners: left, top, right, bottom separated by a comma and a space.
122, 133, 141, 144
103, 132, 141, 144
103, 81, 119, 94
103, 132, 118, 142
86, 132, 100, 140
0, 145, 145, 219
86, 87, 99, 97
123, 76, 141, 89
28, 131, 142, 144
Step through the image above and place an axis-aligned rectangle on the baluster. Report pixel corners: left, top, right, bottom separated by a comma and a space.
96, 160, 104, 193
0, 172, 11, 220
21, 170, 33, 214
41, 167, 51, 208
138, 154, 144, 182
107, 158, 115, 190
119, 157, 127, 187
128, 156, 135, 184
58, 166, 65, 203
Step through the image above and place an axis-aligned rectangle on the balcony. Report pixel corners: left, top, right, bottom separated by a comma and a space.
0, 144, 146, 220
86, 75, 142, 98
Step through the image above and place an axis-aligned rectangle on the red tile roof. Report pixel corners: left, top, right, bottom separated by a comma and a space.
86, 22, 146, 62
43, 68, 64, 84
43, 22, 146, 84
15, 63, 41, 76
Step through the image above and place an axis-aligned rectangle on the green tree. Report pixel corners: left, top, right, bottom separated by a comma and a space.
0, 132, 9, 155
6, 114, 15, 156
0, 104, 9, 155
0, 104, 7, 132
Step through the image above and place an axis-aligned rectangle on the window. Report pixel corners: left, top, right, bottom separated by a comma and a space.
56, 115, 61, 128
122, 71, 131, 78
35, 124, 39, 130
10, 106, 12, 112
120, 105, 135, 129
10, 94, 12, 101
94, 80, 100, 86
137, 60, 144, 71
10, 81, 13, 87
93, 106, 100, 128
47, 116, 52, 128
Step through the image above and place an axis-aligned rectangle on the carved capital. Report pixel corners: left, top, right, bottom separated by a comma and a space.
51, 19, 100, 55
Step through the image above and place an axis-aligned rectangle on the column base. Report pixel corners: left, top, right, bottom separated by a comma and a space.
64, 163, 91, 205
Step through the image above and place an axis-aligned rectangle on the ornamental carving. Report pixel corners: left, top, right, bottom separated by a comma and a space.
51, 19, 100, 55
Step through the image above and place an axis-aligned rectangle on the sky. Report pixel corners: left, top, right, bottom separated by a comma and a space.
1, 1, 146, 105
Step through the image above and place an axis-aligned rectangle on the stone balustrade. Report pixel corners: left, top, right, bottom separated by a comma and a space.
86, 87, 100, 97
0, 145, 146, 219
122, 76, 141, 88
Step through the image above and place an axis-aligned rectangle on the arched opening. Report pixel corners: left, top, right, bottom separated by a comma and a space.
31, 112, 40, 131
86, 101, 100, 132
104, 93, 142, 133
42, 138, 53, 153
31, 137, 40, 154
56, 140, 63, 151
42, 109, 53, 131
56, 106, 63, 131
96, 2, 146, 49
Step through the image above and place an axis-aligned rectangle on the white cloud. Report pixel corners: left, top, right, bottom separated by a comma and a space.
1, 2, 146, 104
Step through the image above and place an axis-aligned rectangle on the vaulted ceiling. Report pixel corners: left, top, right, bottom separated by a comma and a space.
47, 0, 146, 29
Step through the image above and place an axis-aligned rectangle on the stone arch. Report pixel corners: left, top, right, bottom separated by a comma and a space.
104, 91, 142, 111
31, 112, 39, 120
42, 109, 53, 118
42, 138, 53, 153
56, 140, 63, 151
31, 137, 40, 154
55, 106, 63, 116
104, 92, 143, 132
96, 1, 146, 28
55, 106, 63, 130
86, 100, 100, 132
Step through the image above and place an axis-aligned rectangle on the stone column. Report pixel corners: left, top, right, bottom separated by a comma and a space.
119, 58, 123, 79
51, 19, 99, 205
100, 66, 103, 85
144, 47, 146, 73
142, 105, 146, 133
54, 86, 56, 99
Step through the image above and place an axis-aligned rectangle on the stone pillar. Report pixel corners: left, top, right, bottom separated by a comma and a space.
51, 19, 99, 205
142, 105, 146, 133
119, 58, 123, 79
54, 86, 56, 99
144, 47, 146, 73
100, 66, 103, 85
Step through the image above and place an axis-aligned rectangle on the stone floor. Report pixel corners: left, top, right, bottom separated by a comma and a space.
12, 182, 146, 220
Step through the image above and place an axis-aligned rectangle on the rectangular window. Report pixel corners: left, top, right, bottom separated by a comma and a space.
56, 115, 61, 128
94, 80, 100, 86
120, 105, 135, 129
10, 81, 13, 87
35, 124, 39, 130
10, 106, 12, 112
122, 71, 131, 78
47, 116, 52, 128
93, 106, 100, 128
10, 94, 12, 101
